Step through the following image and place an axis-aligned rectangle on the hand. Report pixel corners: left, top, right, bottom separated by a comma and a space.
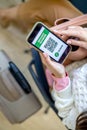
53, 26, 87, 61
40, 53, 66, 78
59, 26, 87, 49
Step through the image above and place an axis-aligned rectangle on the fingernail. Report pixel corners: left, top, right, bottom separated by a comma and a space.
67, 40, 71, 44
43, 53, 48, 57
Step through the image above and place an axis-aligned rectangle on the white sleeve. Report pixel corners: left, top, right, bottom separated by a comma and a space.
72, 63, 87, 113
51, 64, 87, 130
51, 78, 73, 117
51, 78, 78, 130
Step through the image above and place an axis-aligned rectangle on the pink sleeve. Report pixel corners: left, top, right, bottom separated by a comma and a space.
52, 73, 69, 91
45, 69, 69, 91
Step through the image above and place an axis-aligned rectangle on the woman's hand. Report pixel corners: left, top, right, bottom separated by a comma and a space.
40, 52, 66, 78
53, 26, 87, 61
59, 26, 87, 49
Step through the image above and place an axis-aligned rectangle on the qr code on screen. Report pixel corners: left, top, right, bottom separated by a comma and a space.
44, 37, 58, 53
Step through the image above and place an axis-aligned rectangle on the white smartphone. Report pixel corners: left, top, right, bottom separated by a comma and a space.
26, 22, 71, 63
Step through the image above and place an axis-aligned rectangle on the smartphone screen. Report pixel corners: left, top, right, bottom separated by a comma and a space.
26, 22, 71, 63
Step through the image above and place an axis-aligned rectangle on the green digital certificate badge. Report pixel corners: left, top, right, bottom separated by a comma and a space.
35, 29, 49, 48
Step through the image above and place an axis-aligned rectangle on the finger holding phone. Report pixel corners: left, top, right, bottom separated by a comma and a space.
40, 52, 65, 78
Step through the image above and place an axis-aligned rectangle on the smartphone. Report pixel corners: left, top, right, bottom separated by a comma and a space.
26, 22, 71, 63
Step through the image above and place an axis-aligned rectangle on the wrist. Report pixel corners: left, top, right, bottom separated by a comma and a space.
52, 72, 69, 91
52, 71, 66, 78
